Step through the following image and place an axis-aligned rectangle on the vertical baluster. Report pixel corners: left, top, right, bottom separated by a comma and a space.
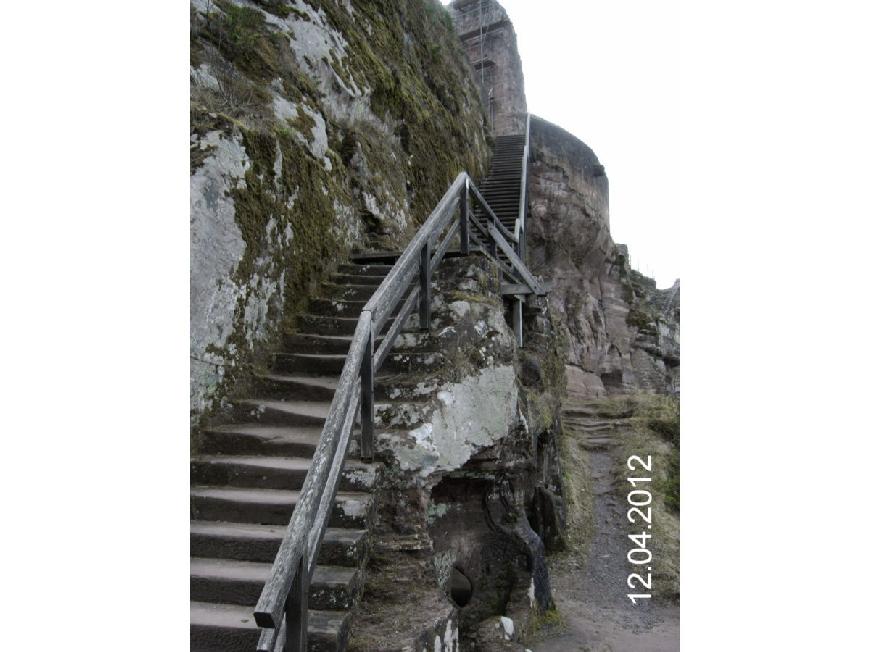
360, 323, 374, 461
460, 177, 470, 255
419, 240, 431, 330
285, 556, 309, 652
519, 224, 526, 262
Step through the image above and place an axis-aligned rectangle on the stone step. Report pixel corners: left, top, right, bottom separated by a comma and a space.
190, 558, 362, 610
337, 263, 392, 276
320, 281, 378, 301
273, 351, 444, 375
331, 273, 386, 286
190, 455, 379, 492
190, 486, 372, 527
308, 298, 369, 317
253, 371, 431, 402
200, 423, 323, 457
350, 252, 401, 264
233, 396, 435, 431
480, 191, 521, 199
190, 601, 350, 652
578, 437, 615, 451
253, 372, 340, 401
282, 332, 385, 355
190, 521, 368, 567
232, 399, 331, 427
297, 314, 396, 336
480, 196, 521, 204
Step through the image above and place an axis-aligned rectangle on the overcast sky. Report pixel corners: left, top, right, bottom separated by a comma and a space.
443, 0, 680, 288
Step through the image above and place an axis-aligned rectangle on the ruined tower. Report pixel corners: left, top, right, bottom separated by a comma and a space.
448, 0, 528, 136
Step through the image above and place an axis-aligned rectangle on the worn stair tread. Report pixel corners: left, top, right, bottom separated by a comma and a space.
190, 600, 347, 636
191, 556, 358, 588
236, 399, 332, 419
191, 556, 271, 583
283, 333, 379, 344
256, 372, 393, 389
190, 486, 371, 505
257, 372, 339, 390
204, 423, 323, 443
193, 455, 377, 474
190, 600, 258, 631
308, 608, 350, 636
191, 521, 366, 544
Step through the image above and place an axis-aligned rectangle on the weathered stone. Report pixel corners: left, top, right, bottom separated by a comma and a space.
190, 0, 491, 424
448, 0, 528, 136
527, 116, 680, 394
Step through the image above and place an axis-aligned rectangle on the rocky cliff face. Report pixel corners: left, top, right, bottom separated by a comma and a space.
444, 2, 679, 397
190, 0, 491, 425
527, 116, 679, 396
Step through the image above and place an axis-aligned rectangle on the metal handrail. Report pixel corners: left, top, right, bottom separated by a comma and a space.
515, 113, 531, 258
252, 168, 543, 651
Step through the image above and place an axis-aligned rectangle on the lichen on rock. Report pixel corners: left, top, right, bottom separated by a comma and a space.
189, 0, 490, 425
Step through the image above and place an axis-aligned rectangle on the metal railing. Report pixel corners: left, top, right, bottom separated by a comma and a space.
515, 113, 531, 261
253, 153, 542, 652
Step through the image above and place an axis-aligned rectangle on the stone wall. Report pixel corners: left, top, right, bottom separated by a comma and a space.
190, 0, 490, 426
448, 0, 527, 136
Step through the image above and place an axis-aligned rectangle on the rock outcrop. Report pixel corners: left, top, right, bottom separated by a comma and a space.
348, 255, 568, 650
527, 116, 679, 395
445, 2, 680, 397
190, 0, 490, 425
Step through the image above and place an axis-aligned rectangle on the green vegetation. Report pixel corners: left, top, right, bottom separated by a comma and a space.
250, 0, 293, 18
615, 395, 680, 600
525, 604, 565, 637
626, 306, 655, 330
189, 0, 491, 435
203, 1, 280, 82
301, 0, 489, 226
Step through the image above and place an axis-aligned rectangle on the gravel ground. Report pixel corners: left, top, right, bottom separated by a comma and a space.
527, 412, 679, 652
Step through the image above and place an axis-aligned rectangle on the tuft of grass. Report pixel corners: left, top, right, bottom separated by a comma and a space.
525, 604, 565, 637
616, 394, 680, 600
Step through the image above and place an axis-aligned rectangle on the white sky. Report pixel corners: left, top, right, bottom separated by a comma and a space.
443, 0, 680, 288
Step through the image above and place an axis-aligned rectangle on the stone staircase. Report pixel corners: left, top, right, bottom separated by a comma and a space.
190, 260, 425, 652
471, 133, 526, 256
561, 402, 634, 451
190, 135, 532, 650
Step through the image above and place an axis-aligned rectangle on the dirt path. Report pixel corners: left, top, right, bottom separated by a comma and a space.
527, 403, 679, 652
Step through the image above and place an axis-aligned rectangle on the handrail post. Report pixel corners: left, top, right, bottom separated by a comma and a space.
485, 209, 496, 257
513, 298, 523, 349
460, 177, 470, 255
519, 224, 526, 261
419, 240, 431, 330
360, 320, 374, 461
285, 555, 309, 652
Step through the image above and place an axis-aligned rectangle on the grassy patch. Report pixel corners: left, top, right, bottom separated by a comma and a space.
555, 420, 594, 561
614, 395, 680, 601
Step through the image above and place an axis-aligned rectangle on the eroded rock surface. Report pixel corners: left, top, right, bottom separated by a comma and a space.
190, 0, 490, 425
528, 116, 680, 396
349, 255, 569, 650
